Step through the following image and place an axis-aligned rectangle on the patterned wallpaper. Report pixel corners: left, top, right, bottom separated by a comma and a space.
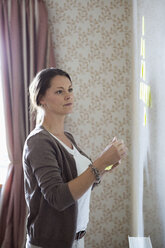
44, 0, 132, 247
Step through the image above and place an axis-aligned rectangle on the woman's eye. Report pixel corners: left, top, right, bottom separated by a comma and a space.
68, 88, 73, 92
56, 90, 63, 94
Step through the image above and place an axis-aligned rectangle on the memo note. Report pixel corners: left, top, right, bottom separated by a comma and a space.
140, 82, 152, 107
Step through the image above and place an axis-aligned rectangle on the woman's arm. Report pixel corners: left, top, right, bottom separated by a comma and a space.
68, 138, 127, 200
24, 134, 76, 211
25, 133, 127, 210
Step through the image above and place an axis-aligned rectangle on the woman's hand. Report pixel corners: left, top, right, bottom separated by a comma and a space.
68, 137, 127, 200
98, 137, 127, 170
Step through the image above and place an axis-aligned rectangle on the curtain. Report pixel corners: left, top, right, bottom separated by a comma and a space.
0, 0, 55, 247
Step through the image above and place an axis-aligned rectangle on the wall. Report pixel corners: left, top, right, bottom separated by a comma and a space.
44, 0, 132, 247
132, 0, 165, 247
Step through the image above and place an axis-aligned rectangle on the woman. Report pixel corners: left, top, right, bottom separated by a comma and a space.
23, 68, 127, 248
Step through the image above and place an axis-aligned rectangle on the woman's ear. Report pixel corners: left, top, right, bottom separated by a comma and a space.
38, 95, 45, 106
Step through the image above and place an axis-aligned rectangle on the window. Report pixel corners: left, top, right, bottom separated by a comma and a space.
0, 64, 9, 184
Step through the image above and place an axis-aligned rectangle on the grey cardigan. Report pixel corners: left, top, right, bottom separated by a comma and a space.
23, 125, 91, 248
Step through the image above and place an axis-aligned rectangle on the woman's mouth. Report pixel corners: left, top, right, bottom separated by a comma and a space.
63, 103, 73, 106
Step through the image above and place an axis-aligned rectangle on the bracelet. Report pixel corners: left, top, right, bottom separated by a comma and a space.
89, 163, 101, 184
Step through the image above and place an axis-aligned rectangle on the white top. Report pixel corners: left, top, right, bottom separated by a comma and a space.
50, 133, 92, 233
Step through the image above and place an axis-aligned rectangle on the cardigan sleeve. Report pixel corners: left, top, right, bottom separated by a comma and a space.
24, 133, 75, 212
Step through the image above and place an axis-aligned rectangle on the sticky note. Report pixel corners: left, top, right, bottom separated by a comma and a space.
146, 86, 150, 107
141, 38, 145, 59
144, 84, 147, 104
140, 60, 145, 81
148, 88, 152, 107
139, 82, 152, 107
143, 61, 146, 80
105, 165, 113, 171
141, 38, 143, 57
143, 39, 145, 59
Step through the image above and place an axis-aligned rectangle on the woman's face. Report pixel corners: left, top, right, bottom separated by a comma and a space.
40, 75, 74, 116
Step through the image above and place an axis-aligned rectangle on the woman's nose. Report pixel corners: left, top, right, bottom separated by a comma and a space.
65, 93, 72, 100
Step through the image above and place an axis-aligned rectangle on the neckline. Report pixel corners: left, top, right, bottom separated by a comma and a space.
40, 125, 74, 151
50, 133, 74, 152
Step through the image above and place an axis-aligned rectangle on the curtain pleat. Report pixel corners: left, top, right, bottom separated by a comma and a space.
0, 0, 55, 247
